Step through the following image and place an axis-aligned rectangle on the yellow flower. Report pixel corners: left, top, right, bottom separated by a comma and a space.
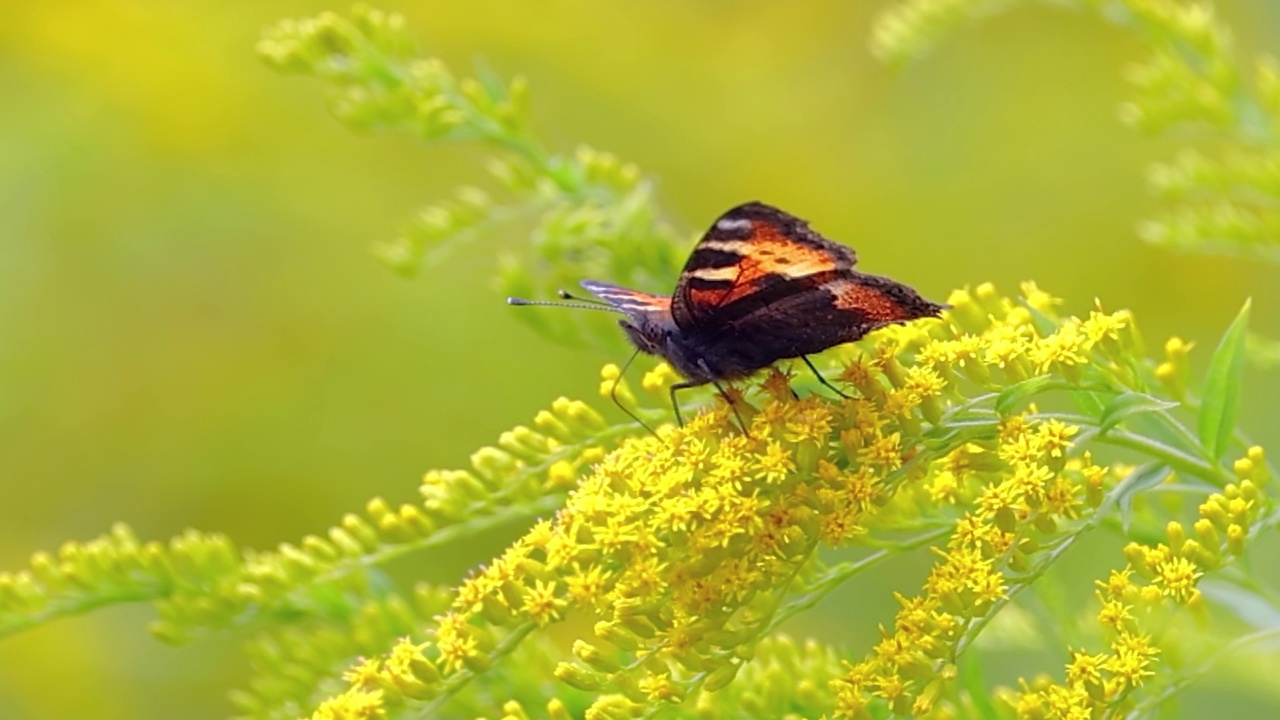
435, 611, 480, 673
1029, 321, 1088, 374
1097, 567, 1135, 598
818, 493, 865, 545
982, 321, 1034, 369
901, 365, 947, 397
382, 637, 439, 693
523, 579, 567, 625
927, 469, 961, 504
1020, 280, 1063, 313
1040, 474, 1081, 518
1153, 555, 1201, 603
638, 671, 682, 702
872, 671, 912, 705
977, 482, 1021, 525
641, 362, 680, 392
593, 514, 640, 553
564, 564, 612, 605
1081, 307, 1127, 347
857, 432, 903, 471
1036, 420, 1079, 458
1095, 596, 1134, 632
1064, 648, 1107, 688
312, 687, 385, 720
1041, 684, 1092, 720
1106, 631, 1158, 690
969, 560, 1007, 606
755, 440, 796, 483
783, 400, 836, 445
342, 656, 383, 688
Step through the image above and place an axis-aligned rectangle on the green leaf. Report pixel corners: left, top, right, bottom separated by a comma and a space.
1097, 391, 1180, 434
1110, 462, 1172, 532
995, 375, 1058, 415
1068, 387, 1107, 418
1198, 299, 1251, 462
1200, 580, 1280, 633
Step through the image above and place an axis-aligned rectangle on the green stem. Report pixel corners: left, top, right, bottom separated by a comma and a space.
1, 585, 172, 639
1095, 429, 1229, 485
769, 526, 955, 628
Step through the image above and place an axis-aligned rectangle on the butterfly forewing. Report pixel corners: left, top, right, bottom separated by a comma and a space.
671, 202, 858, 330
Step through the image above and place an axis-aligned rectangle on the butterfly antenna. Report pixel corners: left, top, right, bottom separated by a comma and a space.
556, 289, 612, 306
506, 296, 624, 314
611, 348, 656, 436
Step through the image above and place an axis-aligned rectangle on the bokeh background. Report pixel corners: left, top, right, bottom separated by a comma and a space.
2, 1, 1279, 718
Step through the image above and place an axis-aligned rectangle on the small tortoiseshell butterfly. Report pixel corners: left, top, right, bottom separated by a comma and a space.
509, 201, 946, 431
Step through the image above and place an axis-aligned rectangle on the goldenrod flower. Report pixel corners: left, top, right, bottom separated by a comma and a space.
11, 269, 1262, 720
312, 687, 385, 720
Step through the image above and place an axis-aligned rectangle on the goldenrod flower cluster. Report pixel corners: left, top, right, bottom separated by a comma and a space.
831, 415, 1102, 718
302, 281, 1273, 719
4, 279, 1269, 720
0, 396, 611, 649
997, 450, 1269, 719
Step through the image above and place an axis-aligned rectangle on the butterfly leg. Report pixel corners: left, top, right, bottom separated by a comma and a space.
801, 355, 851, 399
711, 379, 747, 435
612, 348, 657, 435
669, 381, 700, 427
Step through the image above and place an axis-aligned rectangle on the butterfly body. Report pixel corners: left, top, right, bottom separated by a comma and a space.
511, 201, 946, 429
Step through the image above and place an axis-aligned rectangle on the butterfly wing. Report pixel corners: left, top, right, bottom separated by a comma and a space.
703, 271, 946, 372
580, 279, 672, 317
671, 202, 858, 329
671, 202, 944, 373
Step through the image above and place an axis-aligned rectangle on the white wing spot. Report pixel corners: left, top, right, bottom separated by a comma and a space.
688, 266, 740, 281
699, 239, 746, 252
715, 217, 753, 232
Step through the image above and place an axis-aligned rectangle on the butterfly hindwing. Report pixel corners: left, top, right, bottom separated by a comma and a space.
686, 270, 945, 377
671, 202, 858, 329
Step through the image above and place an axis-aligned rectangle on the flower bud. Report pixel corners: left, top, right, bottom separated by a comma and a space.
555, 661, 607, 691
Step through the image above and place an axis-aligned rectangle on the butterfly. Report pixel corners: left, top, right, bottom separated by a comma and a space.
509, 201, 947, 432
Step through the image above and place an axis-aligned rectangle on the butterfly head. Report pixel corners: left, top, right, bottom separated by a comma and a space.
572, 279, 679, 356
613, 307, 675, 357
508, 280, 701, 376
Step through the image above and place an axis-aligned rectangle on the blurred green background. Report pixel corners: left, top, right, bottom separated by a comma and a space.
2, 1, 1279, 718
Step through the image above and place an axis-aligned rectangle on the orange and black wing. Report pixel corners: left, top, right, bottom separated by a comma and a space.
671, 202, 943, 365
671, 202, 858, 330
700, 270, 948, 371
